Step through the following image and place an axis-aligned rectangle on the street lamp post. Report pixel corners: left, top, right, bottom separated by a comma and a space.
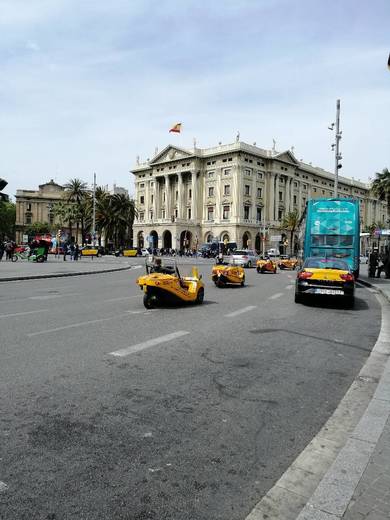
92, 172, 96, 247
329, 99, 342, 197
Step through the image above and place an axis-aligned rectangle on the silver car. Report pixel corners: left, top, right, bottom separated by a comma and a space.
231, 249, 258, 268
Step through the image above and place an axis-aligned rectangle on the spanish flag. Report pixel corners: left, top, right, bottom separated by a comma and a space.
169, 123, 182, 133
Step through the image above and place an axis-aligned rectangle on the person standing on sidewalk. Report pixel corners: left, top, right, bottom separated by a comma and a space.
0, 241, 4, 261
369, 249, 379, 278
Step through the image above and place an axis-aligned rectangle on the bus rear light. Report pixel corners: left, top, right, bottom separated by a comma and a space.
298, 271, 313, 279
340, 273, 354, 282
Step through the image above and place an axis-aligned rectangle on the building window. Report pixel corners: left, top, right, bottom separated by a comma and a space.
140, 183, 144, 188
175, 209, 178, 217
257, 187, 262, 198
244, 206, 250, 219
223, 169, 231, 176
224, 184, 231, 196
257, 172, 263, 179
49, 213, 54, 225
175, 191, 178, 200
294, 182, 298, 187
150, 211, 153, 220
139, 212, 144, 221
245, 185, 250, 196
208, 186, 214, 197
189, 189, 192, 199
279, 191, 283, 201
278, 210, 283, 220
313, 188, 317, 192
207, 207, 214, 221
188, 208, 191, 219
25, 213, 32, 224
244, 168, 252, 176
140, 196, 144, 204
161, 210, 165, 219
256, 207, 262, 222
163, 193, 166, 202
208, 171, 215, 178
293, 195, 297, 204
27, 203, 32, 211
151, 195, 154, 203
223, 205, 230, 220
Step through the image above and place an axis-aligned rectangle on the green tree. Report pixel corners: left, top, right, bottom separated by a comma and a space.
0, 200, 16, 240
25, 221, 51, 238
64, 178, 88, 243
281, 209, 300, 256
371, 168, 390, 216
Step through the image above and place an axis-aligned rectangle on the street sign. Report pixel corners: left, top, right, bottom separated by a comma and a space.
270, 235, 281, 242
22, 234, 28, 243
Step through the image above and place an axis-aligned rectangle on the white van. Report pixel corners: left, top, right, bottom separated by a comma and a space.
266, 248, 280, 257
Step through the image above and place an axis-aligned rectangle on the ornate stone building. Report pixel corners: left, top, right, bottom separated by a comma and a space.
131, 141, 387, 251
15, 180, 66, 243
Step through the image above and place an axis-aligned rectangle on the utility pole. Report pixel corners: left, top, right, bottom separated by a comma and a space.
92, 172, 96, 246
334, 99, 341, 197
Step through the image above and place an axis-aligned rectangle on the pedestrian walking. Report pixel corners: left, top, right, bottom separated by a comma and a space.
63, 243, 68, 261
0, 241, 4, 261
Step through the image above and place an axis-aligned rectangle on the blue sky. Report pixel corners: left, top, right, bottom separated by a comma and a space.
1, 0, 389, 199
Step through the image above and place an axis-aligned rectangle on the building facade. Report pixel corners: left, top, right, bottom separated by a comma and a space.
131, 141, 387, 251
15, 180, 66, 243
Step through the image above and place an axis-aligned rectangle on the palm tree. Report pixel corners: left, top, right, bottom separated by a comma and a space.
281, 209, 300, 256
372, 168, 390, 216
64, 178, 88, 243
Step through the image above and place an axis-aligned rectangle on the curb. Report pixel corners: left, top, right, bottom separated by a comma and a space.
357, 277, 390, 303
0, 265, 132, 282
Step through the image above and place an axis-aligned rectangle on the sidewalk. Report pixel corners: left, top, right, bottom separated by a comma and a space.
358, 263, 390, 303
297, 268, 390, 520
0, 255, 134, 282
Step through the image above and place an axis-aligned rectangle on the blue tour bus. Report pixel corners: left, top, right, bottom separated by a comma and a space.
303, 198, 360, 276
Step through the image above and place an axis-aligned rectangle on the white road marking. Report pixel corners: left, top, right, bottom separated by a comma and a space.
131, 265, 142, 270
29, 293, 81, 300
285, 285, 294, 291
109, 330, 190, 357
287, 275, 293, 279
224, 305, 257, 318
27, 313, 130, 337
0, 309, 48, 319
0, 481, 8, 493
269, 292, 284, 299
104, 296, 139, 303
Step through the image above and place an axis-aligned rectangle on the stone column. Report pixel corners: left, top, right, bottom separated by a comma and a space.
153, 179, 158, 219
297, 181, 302, 212
268, 172, 275, 222
274, 174, 279, 220
177, 173, 184, 219
191, 172, 196, 222
164, 175, 170, 220
215, 168, 222, 221
251, 171, 256, 222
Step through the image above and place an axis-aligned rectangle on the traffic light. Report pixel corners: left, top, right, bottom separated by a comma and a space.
0, 178, 9, 202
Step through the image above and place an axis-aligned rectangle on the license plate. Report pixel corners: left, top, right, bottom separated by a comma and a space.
315, 289, 343, 295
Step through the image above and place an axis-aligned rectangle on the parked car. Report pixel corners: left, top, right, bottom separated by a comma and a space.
266, 248, 280, 257
231, 249, 258, 268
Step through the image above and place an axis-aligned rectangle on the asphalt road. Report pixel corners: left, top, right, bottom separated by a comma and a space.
0, 261, 381, 520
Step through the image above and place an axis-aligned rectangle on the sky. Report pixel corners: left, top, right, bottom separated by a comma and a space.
1, 0, 389, 200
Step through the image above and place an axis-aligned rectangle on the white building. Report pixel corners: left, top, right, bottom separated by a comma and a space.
131, 141, 387, 251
